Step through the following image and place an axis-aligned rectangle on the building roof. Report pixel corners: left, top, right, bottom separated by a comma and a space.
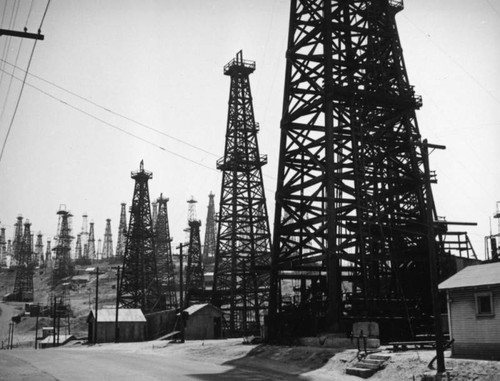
88, 308, 146, 323
439, 262, 500, 290
40, 334, 75, 345
182, 303, 222, 316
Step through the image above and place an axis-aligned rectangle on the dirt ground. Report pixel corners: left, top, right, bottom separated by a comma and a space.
2, 267, 500, 380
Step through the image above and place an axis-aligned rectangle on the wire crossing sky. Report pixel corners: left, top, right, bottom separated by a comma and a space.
0, 0, 498, 259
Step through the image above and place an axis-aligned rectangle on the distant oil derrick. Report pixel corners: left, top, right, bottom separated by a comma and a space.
52, 206, 74, 285
0, 226, 6, 266
116, 203, 127, 258
202, 192, 216, 267
268, 0, 470, 341
80, 214, 89, 259
118, 161, 163, 313
154, 193, 177, 308
102, 218, 113, 259
12, 216, 23, 264
12, 220, 34, 301
184, 197, 205, 307
75, 234, 82, 258
88, 222, 96, 260
35, 232, 43, 266
212, 51, 272, 335
45, 239, 52, 264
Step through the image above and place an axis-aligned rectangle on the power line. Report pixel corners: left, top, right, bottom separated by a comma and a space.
0, 66, 224, 175
402, 13, 500, 106
0, 0, 49, 164
0, 61, 280, 190
0, 58, 218, 158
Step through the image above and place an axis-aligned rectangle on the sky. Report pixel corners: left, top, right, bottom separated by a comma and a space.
0, 0, 498, 260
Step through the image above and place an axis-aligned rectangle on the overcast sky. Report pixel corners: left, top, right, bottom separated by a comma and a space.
0, 0, 498, 259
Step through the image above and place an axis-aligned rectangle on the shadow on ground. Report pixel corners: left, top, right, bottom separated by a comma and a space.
188, 344, 343, 381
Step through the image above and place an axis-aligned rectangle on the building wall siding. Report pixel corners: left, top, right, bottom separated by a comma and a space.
448, 286, 500, 359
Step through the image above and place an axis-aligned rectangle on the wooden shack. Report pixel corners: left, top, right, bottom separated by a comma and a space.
182, 304, 223, 340
439, 261, 500, 360
87, 308, 147, 343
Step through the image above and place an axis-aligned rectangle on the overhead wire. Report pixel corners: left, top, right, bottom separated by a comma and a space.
0, 57, 279, 183
0, 0, 50, 163
402, 13, 500, 106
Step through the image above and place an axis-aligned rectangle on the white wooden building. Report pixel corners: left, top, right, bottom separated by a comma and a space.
439, 261, 500, 360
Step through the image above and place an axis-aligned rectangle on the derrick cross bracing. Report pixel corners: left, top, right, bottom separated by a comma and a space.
12, 220, 34, 301
268, 0, 444, 341
155, 193, 178, 308
52, 208, 74, 285
119, 161, 163, 314
212, 51, 272, 336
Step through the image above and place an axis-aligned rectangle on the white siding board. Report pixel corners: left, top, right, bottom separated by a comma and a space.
449, 287, 500, 344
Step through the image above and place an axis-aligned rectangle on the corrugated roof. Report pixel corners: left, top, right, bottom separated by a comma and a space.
183, 304, 209, 315
89, 308, 146, 322
180, 303, 223, 316
439, 262, 500, 290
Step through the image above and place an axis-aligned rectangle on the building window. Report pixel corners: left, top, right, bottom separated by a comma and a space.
475, 292, 494, 316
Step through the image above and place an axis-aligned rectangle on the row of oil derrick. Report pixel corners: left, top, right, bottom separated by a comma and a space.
118, 160, 218, 313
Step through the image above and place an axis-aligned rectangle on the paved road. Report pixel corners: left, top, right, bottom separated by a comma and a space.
0, 346, 302, 381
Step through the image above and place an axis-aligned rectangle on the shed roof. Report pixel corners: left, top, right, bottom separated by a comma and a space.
439, 262, 500, 290
182, 303, 222, 316
88, 308, 146, 323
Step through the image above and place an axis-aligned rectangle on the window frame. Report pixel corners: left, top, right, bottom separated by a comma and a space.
475, 291, 494, 317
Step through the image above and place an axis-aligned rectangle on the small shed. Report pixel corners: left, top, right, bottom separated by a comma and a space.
182, 304, 223, 340
87, 308, 147, 343
439, 262, 500, 360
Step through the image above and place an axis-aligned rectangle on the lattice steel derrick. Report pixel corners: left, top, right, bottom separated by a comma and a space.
184, 197, 205, 306
116, 203, 127, 257
12, 220, 34, 301
203, 192, 217, 267
212, 51, 272, 335
119, 161, 163, 313
155, 194, 177, 308
88, 222, 96, 260
102, 218, 113, 259
0, 227, 6, 266
269, 0, 436, 337
12, 215, 23, 263
35, 232, 43, 265
52, 207, 74, 285
75, 234, 82, 259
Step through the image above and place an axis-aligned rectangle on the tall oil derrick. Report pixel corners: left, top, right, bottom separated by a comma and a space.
184, 197, 205, 307
45, 239, 52, 264
202, 192, 217, 268
12, 220, 34, 301
52, 207, 74, 285
212, 51, 272, 335
75, 234, 82, 259
116, 203, 127, 258
155, 194, 177, 308
102, 219, 113, 259
12, 216, 24, 266
118, 161, 163, 313
80, 214, 89, 259
35, 232, 44, 266
0, 226, 6, 266
97, 239, 102, 258
88, 222, 96, 261
268, 0, 451, 340
152, 201, 158, 228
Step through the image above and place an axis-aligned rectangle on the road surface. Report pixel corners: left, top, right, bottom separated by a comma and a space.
0, 345, 304, 381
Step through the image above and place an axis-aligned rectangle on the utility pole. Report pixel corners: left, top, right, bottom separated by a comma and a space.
422, 140, 446, 374
113, 266, 120, 343
176, 243, 185, 343
94, 266, 99, 344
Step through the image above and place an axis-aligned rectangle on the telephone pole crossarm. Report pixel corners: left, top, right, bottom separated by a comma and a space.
0, 29, 44, 40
